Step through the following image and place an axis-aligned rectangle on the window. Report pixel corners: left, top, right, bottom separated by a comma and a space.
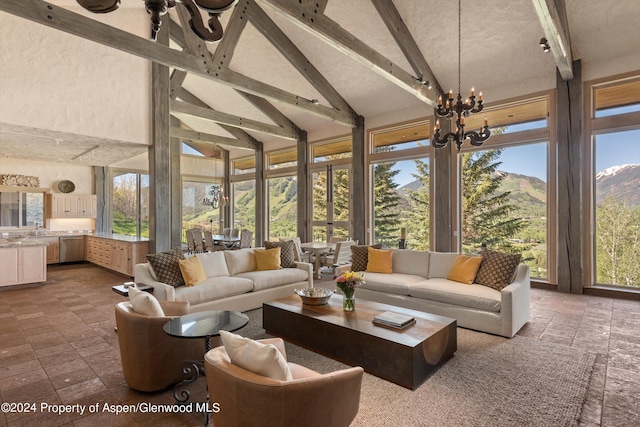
233, 180, 255, 236
0, 189, 44, 228
456, 95, 552, 280
183, 180, 221, 238
112, 171, 149, 237
369, 121, 431, 249
312, 137, 351, 163
267, 176, 297, 240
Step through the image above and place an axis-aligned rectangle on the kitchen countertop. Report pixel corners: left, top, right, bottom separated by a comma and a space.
0, 238, 48, 248
1, 231, 149, 246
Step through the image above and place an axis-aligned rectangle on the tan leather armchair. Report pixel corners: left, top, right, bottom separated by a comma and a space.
204, 337, 364, 427
115, 301, 205, 392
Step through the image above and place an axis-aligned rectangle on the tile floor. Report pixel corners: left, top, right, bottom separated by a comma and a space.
1, 263, 639, 426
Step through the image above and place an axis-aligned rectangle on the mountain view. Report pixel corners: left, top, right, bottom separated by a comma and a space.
595, 164, 640, 206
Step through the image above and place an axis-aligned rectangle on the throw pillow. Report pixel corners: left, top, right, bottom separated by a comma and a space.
220, 330, 293, 381
475, 249, 522, 290
178, 256, 207, 287
366, 247, 393, 274
146, 248, 186, 288
447, 254, 483, 284
351, 244, 383, 272
264, 240, 296, 268
128, 286, 165, 316
254, 247, 282, 271
196, 251, 230, 278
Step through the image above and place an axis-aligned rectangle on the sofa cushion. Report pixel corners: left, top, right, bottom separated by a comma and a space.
391, 250, 429, 277
475, 249, 522, 290
255, 247, 282, 271
427, 252, 459, 279
366, 247, 393, 273
178, 256, 207, 287
173, 277, 254, 305
146, 248, 186, 287
447, 254, 482, 285
360, 272, 425, 296
264, 241, 297, 268
196, 251, 230, 278
236, 268, 309, 292
224, 249, 257, 275
128, 286, 165, 316
351, 244, 382, 272
220, 330, 293, 381
409, 278, 502, 312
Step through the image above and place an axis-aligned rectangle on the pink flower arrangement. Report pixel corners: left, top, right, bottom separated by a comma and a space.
335, 271, 365, 297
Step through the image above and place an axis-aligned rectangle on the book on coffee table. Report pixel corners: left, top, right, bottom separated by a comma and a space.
373, 311, 416, 329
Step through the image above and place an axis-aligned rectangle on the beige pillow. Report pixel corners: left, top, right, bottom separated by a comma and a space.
447, 255, 482, 284
178, 256, 207, 287
254, 247, 282, 271
196, 251, 230, 278
220, 330, 293, 381
128, 286, 164, 316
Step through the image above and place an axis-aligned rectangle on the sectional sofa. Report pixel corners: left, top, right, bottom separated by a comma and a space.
134, 248, 313, 313
335, 249, 530, 337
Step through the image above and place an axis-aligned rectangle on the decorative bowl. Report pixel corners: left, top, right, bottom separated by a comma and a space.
294, 288, 334, 305
58, 180, 76, 193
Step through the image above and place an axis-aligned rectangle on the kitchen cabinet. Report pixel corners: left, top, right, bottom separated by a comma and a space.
0, 245, 47, 287
46, 194, 96, 218
39, 236, 60, 264
86, 235, 148, 276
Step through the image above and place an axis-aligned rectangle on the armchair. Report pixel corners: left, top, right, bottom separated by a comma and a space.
115, 301, 205, 392
204, 337, 364, 427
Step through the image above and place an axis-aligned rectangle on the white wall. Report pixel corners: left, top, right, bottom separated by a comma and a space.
0, 158, 94, 194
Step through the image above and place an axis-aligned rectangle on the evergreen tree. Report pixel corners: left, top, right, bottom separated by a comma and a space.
460, 149, 524, 253
373, 160, 401, 247
407, 159, 430, 251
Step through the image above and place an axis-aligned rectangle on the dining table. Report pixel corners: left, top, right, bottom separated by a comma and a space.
299, 241, 336, 279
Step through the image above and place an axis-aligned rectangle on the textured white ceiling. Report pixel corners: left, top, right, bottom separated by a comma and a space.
1, 0, 640, 165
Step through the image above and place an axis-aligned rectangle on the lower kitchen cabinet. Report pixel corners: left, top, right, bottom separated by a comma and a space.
40, 237, 60, 264
0, 245, 47, 287
86, 235, 148, 276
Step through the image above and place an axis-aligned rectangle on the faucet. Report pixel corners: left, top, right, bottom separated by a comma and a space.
35, 222, 40, 237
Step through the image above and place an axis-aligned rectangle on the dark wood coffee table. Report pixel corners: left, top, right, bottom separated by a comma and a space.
263, 295, 457, 390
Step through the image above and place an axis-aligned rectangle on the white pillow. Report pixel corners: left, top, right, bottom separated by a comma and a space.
128, 286, 165, 316
196, 251, 231, 278
220, 330, 293, 381
428, 252, 459, 279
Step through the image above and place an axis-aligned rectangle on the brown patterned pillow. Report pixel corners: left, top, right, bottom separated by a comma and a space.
146, 248, 186, 288
475, 249, 521, 290
350, 244, 382, 272
264, 240, 296, 268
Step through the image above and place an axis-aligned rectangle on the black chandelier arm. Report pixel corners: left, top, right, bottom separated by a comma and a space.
179, 0, 224, 42
192, 0, 238, 13
432, 129, 456, 148
76, 0, 121, 13
464, 127, 491, 146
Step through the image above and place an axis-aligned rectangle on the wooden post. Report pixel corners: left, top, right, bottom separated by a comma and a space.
352, 115, 366, 244
297, 131, 308, 241
433, 118, 453, 252
557, 60, 583, 293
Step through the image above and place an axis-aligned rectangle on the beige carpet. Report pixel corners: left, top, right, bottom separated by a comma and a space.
240, 308, 595, 427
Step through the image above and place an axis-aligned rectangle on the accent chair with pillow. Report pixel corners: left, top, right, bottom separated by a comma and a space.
114, 287, 204, 392
204, 333, 364, 427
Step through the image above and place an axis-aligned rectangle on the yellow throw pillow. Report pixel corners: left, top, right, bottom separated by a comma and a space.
366, 247, 393, 274
447, 255, 482, 284
254, 247, 282, 271
178, 256, 207, 287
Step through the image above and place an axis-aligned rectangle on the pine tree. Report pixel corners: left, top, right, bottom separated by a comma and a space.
407, 159, 430, 250
460, 149, 524, 253
373, 159, 401, 247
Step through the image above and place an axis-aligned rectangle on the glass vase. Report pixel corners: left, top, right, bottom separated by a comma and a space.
343, 295, 355, 312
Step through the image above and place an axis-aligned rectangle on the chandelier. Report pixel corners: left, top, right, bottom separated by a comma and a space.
432, 0, 490, 151
76, 0, 238, 42
203, 184, 229, 208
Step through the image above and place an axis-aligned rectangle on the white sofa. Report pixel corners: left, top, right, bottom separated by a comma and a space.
134, 248, 313, 313
335, 250, 530, 338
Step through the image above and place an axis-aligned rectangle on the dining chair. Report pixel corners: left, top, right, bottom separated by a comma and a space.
204, 230, 225, 251
186, 228, 204, 253
222, 227, 231, 236
321, 240, 356, 274
328, 236, 348, 244
238, 229, 253, 249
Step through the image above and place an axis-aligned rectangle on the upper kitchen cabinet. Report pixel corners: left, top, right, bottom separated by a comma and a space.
46, 194, 97, 218
0, 186, 45, 228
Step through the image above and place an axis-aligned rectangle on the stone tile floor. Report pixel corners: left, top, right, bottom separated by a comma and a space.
1, 263, 639, 426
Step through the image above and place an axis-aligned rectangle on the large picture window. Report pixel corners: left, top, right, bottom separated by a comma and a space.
112, 171, 149, 237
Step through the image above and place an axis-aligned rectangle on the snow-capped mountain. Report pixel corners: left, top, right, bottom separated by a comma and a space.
596, 164, 640, 206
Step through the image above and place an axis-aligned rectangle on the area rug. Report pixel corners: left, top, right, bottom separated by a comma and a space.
238, 308, 595, 427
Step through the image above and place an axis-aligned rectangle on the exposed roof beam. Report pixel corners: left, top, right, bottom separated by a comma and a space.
170, 69, 188, 100
169, 17, 186, 49
370, 0, 443, 96
171, 100, 300, 140
248, 2, 355, 114
532, 0, 573, 80
0, 0, 355, 127
170, 127, 256, 150
212, 0, 249, 67
237, 91, 304, 138
175, 3, 213, 61
256, 0, 438, 107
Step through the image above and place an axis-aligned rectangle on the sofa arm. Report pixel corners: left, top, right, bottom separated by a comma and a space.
334, 263, 353, 276
134, 263, 176, 301
500, 265, 531, 337
294, 261, 314, 287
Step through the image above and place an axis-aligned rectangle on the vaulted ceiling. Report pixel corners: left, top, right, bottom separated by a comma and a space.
2, 0, 640, 166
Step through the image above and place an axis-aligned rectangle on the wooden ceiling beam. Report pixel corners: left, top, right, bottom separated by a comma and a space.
0, 0, 354, 127
171, 100, 299, 140
370, 0, 443, 96
532, 0, 574, 80
256, 0, 438, 107
236, 91, 304, 139
170, 127, 256, 150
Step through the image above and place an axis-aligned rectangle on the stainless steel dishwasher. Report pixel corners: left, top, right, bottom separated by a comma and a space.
59, 236, 86, 263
